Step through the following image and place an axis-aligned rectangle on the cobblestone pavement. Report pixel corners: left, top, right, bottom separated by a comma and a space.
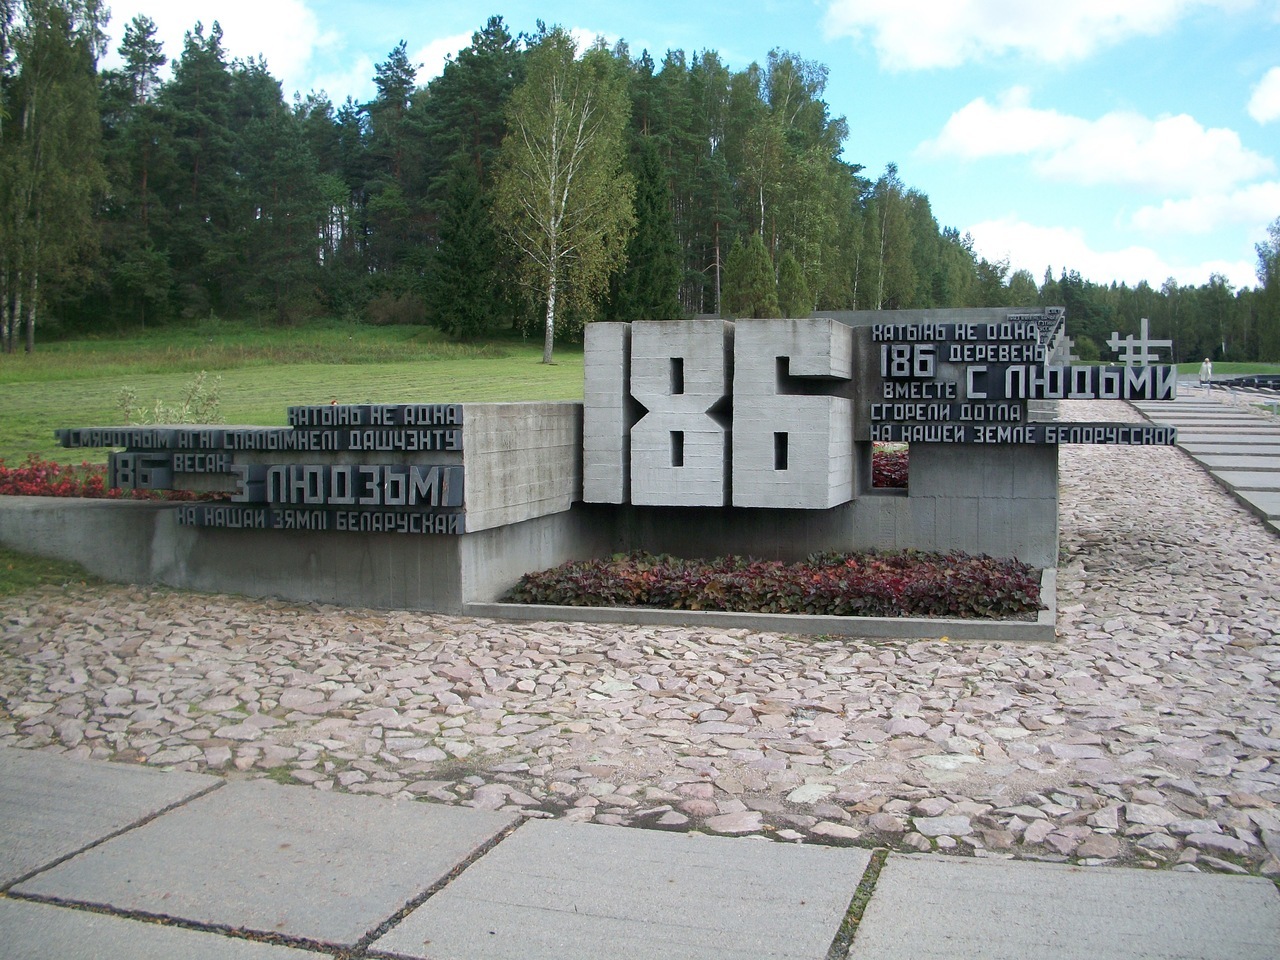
2, 400, 1278, 876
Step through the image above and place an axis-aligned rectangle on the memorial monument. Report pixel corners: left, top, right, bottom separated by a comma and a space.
0, 307, 1176, 634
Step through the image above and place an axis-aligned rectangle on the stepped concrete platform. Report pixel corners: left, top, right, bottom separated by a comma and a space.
1133, 388, 1280, 536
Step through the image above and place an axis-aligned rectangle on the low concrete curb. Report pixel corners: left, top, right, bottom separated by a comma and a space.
463, 568, 1057, 642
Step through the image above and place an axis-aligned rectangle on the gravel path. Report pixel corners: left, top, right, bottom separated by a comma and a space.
2, 399, 1278, 876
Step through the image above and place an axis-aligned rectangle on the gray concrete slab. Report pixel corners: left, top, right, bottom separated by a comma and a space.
1139, 412, 1266, 422
1181, 442, 1280, 455
0, 899, 324, 959
1237, 489, 1280, 519
1190, 455, 1280, 471
14, 779, 516, 948
847, 854, 1280, 960
1160, 420, 1280, 430
373, 819, 870, 960
1171, 432, 1280, 444
1212, 470, 1280, 490
0, 747, 218, 888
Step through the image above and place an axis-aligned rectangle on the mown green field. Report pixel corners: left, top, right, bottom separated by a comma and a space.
1174, 361, 1280, 375
0, 320, 585, 464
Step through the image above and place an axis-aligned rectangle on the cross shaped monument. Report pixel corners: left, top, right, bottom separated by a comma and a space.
1107, 317, 1172, 366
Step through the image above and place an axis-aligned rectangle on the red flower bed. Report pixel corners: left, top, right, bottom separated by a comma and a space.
505, 549, 1041, 620
0, 456, 207, 501
872, 448, 908, 488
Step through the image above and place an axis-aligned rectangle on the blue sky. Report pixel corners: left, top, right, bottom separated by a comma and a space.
101, 1, 1280, 292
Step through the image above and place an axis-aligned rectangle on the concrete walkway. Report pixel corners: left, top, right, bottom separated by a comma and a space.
1133, 381, 1280, 537
2, 747, 1277, 960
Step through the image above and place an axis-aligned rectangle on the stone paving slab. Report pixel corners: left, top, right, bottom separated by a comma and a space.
1169, 432, 1280, 444
372, 819, 870, 960
1212, 470, 1280, 491
1181, 441, 1280, 453
14, 779, 516, 948
1142, 412, 1268, 422
0, 898, 326, 960
847, 854, 1280, 960
1191, 455, 1280, 471
0, 746, 218, 888
1237, 489, 1280, 519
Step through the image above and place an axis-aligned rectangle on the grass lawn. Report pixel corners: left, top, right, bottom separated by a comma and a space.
0, 319, 585, 464
0, 546, 97, 598
1175, 361, 1280, 375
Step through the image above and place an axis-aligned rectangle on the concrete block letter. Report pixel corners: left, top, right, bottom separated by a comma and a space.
583, 322, 632, 503
732, 318, 855, 508
629, 320, 733, 506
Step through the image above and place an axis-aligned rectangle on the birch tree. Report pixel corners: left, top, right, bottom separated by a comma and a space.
494, 28, 633, 363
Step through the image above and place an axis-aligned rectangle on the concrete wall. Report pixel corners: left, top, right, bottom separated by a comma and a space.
0, 497, 169, 583
591, 442, 1058, 569
846, 444, 1059, 566
461, 402, 582, 532
0, 435, 1058, 610
1, 333, 1061, 614
0, 493, 611, 614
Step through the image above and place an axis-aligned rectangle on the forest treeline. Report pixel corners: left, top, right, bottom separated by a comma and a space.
3, 3, 1280, 361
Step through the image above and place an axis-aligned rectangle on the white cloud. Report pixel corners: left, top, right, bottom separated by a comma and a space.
1248, 66, 1280, 122
1132, 181, 1280, 232
309, 56, 377, 106
409, 33, 474, 83
102, 1, 324, 95
966, 216, 1258, 289
822, 0, 1249, 69
922, 88, 1274, 194
568, 27, 623, 55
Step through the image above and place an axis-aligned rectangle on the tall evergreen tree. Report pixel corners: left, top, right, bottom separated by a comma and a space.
158, 21, 236, 316
776, 249, 810, 317
99, 13, 172, 327
609, 136, 681, 320
363, 41, 422, 282
722, 233, 778, 318
418, 16, 522, 198
236, 75, 326, 322
425, 159, 501, 338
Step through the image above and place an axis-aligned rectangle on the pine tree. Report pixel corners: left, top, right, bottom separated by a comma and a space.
99, 14, 173, 327
236, 86, 326, 323
158, 21, 236, 317
609, 137, 681, 320
776, 250, 811, 318
1254, 218, 1280, 361
418, 16, 522, 199
425, 160, 501, 338
363, 41, 421, 281
722, 234, 778, 318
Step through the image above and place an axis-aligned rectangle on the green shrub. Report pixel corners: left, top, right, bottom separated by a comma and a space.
118, 371, 222, 424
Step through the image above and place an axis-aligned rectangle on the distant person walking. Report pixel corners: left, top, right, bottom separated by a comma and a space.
1199, 358, 1213, 393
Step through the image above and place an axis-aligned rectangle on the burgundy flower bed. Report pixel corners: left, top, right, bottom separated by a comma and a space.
0, 456, 210, 501
505, 550, 1041, 619
872, 447, 908, 488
